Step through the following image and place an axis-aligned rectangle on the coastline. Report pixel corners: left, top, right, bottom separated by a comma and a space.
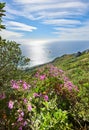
24, 48, 89, 72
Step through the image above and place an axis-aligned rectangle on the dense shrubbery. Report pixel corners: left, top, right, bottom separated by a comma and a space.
53, 53, 89, 130
0, 65, 79, 130
0, 37, 30, 92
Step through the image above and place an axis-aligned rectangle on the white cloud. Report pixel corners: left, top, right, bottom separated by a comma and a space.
38, 11, 83, 19
0, 30, 24, 40
5, 4, 21, 16
5, 21, 37, 32
6, 0, 88, 20
13, 0, 55, 4
53, 20, 89, 41
43, 19, 81, 26
13, 1, 87, 12
1, 0, 89, 41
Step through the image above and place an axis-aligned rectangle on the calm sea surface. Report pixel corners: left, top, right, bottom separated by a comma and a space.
20, 41, 89, 67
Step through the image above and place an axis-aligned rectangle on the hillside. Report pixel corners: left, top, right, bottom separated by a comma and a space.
1, 48, 89, 130
52, 50, 89, 88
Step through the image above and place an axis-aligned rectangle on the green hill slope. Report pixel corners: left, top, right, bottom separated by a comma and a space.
52, 50, 89, 88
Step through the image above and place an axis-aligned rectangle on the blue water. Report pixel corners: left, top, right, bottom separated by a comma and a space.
20, 41, 89, 67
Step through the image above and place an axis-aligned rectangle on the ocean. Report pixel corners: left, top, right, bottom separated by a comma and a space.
20, 41, 89, 67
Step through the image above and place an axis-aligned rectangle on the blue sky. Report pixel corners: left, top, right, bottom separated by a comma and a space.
0, 0, 89, 45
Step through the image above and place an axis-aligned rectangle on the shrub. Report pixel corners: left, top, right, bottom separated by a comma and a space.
0, 65, 79, 129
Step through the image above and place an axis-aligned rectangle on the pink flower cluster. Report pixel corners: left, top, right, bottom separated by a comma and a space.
11, 80, 31, 90
35, 71, 46, 80
62, 76, 79, 92
27, 104, 32, 111
17, 110, 28, 130
8, 100, 14, 109
17, 110, 24, 122
40, 74, 46, 80
49, 65, 64, 77
33, 93, 49, 101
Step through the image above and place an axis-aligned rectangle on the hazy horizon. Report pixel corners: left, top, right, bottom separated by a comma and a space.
20, 40, 89, 67
1, 0, 89, 67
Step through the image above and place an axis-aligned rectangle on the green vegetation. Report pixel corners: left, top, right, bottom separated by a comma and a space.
0, 2, 6, 29
0, 2, 30, 92
0, 38, 30, 92
52, 51, 89, 87
0, 2, 89, 130
52, 51, 89, 129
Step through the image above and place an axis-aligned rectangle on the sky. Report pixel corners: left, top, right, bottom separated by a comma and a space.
0, 0, 89, 45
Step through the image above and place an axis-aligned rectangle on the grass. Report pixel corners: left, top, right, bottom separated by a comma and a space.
52, 51, 89, 88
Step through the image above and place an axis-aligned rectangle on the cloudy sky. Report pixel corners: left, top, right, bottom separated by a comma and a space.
0, 0, 89, 44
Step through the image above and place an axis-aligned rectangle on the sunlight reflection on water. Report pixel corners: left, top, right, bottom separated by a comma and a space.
21, 43, 53, 67
21, 41, 89, 67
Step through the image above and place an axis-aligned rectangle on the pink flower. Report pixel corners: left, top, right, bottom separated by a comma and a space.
43, 95, 48, 101
11, 80, 19, 89
0, 93, 5, 99
35, 72, 39, 77
23, 82, 31, 90
19, 80, 23, 83
59, 69, 64, 73
23, 82, 28, 90
17, 116, 23, 122
19, 126, 22, 130
23, 98, 27, 103
40, 75, 46, 80
8, 100, 14, 109
20, 111, 24, 117
12, 83, 19, 89
23, 121, 27, 126
17, 110, 24, 122
33, 93, 39, 97
27, 104, 32, 111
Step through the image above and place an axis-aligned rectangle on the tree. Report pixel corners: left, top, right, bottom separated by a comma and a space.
0, 2, 6, 30
0, 39, 30, 91
0, 3, 30, 92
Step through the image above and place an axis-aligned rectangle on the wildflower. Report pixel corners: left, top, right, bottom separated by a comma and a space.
27, 104, 32, 111
23, 98, 27, 103
59, 69, 64, 73
64, 76, 69, 82
19, 126, 22, 130
20, 111, 24, 117
23, 82, 31, 90
23, 121, 27, 126
12, 82, 19, 89
0, 93, 5, 99
8, 100, 14, 109
35, 72, 39, 77
17, 116, 23, 122
40, 74, 46, 80
19, 80, 23, 83
33, 93, 39, 97
43, 95, 48, 101
23, 82, 28, 90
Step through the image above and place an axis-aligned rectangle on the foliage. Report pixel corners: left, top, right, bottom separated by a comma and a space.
0, 2, 30, 92
0, 65, 79, 130
53, 51, 89, 129
0, 50, 89, 129
0, 2, 6, 30
0, 38, 30, 92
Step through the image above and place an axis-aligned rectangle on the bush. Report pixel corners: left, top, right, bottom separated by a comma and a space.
0, 65, 79, 130
0, 38, 30, 92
